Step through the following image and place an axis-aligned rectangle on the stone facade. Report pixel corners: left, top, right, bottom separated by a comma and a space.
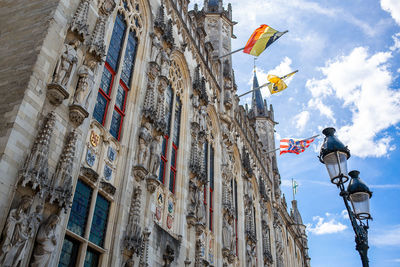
0, 0, 311, 266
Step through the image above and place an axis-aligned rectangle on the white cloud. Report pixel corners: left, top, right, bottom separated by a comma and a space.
369, 184, 400, 189
293, 111, 310, 132
305, 47, 400, 158
370, 225, 400, 246
390, 33, 400, 51
306, 215, 347, 235
281, 179, 293, 187
308, 98, 335, 123
381, 0, 400, 26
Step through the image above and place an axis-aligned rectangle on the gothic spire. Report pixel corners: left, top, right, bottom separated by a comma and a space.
251, 68, 266, 117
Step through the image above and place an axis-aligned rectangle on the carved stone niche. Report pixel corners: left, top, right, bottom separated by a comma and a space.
47, 40, 80, 106
69, 0, 90, 41
69, 104, 89, 126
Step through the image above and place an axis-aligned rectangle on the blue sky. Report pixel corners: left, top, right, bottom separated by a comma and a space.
191, 0, 400, 266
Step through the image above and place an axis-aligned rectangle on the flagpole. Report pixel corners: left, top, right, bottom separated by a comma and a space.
238, 70, 299, 98
214, 47, 245, 60
264, 147, 280, 154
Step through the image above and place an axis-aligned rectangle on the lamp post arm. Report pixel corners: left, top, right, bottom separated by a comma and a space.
338, 183, 369, 267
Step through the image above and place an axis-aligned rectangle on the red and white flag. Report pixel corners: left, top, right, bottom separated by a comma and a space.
280, 136, 316, 155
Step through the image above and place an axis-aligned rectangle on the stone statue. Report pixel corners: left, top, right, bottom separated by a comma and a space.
53, 40, 79, 88
196, 185, 206, 224
199, 105, 207, 132
222, 215, 232, 249
187, 180, 197, 217
74, 60, 96, 107
137, 123, 152, 168
0, 195, 34, 267
30, 204, 44, 234
148, 135, 161, 175
246, 243, 254, 267
30, 214, 60, 267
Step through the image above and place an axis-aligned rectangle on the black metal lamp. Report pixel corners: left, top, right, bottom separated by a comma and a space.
319, 127, 372, 267
319, 127, 351, 185
347, 170, 373, 220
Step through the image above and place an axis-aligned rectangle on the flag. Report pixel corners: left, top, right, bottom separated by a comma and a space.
267, 70, 298, 94
292, 179, 298, 195
280, 136, 315, 155
243, 25, 287, 57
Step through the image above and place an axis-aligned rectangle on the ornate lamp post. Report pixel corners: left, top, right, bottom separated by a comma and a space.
319, 127, 372, 267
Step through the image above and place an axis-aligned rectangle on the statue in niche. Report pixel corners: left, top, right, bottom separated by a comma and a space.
187, 180, 198, 217
137, 123, 152, 168
191, 94, 200, 123
246, 243, 255, 267
53, 40, 79, 88
30, 214, 60, 267
199, 105, 207, 132
148, 135, 161, 175
0, 196, 34, 267
74, 60, 96, 108
31, 204, 44, 235
222, 214, 233, 250
196, 185, 206, 224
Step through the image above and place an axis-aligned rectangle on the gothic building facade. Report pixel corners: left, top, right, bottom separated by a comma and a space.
0, 0, 311, 266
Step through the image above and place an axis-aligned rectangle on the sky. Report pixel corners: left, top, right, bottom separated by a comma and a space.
189, 0, 400, 266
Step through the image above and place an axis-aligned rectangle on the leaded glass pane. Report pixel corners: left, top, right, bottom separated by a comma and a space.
120, 31, 137, 86
169, 171, 175, 193
106, 13, 126, 71
158, 159, 166, 183
165, 86, 173, 135
67, 180, 92, 236
93, 93, 108, 124
115, 84, 126, 111
58, 236, 79, 267
100, 67, 113, 95
171, 147, 176, 167
161, 137, 167, 157
89, 194, 110, 247
110, 110, 122, 140
84, 248, 100, 267
172, 99, 181, 145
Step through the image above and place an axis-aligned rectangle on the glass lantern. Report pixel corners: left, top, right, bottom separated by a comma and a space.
319, 128, 351, 185
347, 170, 372, 220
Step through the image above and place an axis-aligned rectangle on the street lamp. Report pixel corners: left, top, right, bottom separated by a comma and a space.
319, 127, 372, 267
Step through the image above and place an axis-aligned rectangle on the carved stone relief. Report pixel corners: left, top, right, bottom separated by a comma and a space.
70, 0, 90, 40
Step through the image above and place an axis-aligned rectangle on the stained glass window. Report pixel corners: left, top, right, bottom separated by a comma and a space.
93, 93, 108, 124
110, 111, 122, 140
58, 236, 79, 267
169, 99, 181, 193
209, 146, 214, 231
106, 13, 126, 71
67, 180, 92, 236
89, 194, 110, 247
84, 247, 100, 267
93, 11, 138, 141
120, 31, 137, 86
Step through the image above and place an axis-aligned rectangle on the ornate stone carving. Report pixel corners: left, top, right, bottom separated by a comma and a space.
136, 123, 152, 169
146, 175, 160, 194
148, 135, 161, 177
69, 104, 89, 126
49, 130, 78, 208
241, 146, 253, 176
88, 0, 116, 61
47, 40, 79, 105
0, 196, 35, 266
154, 3, 166, 32
30, 214, 60, 267
73, 61, 96, 107
80, 166, 99, 183
124, 187, 143, 255
223, 59, 232, 79
222, 213, 233, 252
138, 228, 151, 267
162, 19, 174, 47
186, 180, 198, 222
100, 181, 116, 196
143, 62, 160, 122
246, 242, 256, 267
70, 0, 90, 40
155, 94, 167, 135
20, 112, 56, 193
163, 245, 175, 267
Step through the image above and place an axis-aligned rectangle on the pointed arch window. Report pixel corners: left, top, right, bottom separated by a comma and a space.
93, 12, 138, 141
203, 141, 214, 231
158, 86, 182, 194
